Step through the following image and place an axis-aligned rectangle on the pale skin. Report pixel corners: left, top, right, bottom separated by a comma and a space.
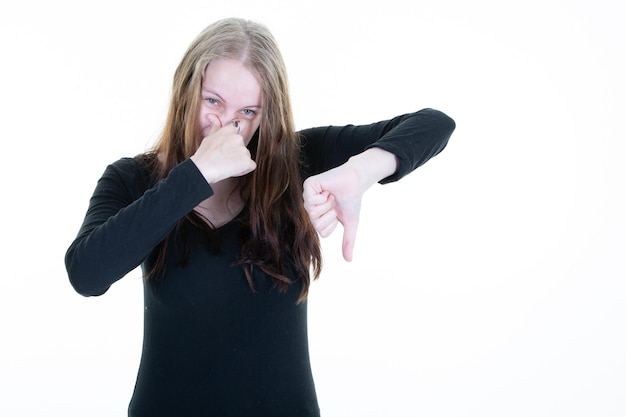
189, 58, 398, 260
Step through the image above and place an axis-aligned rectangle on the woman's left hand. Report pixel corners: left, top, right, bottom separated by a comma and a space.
303, 164, 364, 262
302, 148, 398, 262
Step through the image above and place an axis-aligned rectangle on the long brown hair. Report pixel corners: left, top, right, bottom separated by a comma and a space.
147, 18, 321, 302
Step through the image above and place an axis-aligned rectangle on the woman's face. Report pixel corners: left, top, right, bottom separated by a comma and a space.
198, 58, 263, 145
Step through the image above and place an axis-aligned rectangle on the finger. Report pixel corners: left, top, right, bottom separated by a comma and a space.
303, 184, 331, 208
310, 205, 337, 230
304, 193, 330, 209
234, 159, 257, 177
232, 146, 257, 177
341, 219, 359, 262
231, 119, 244, 135
207, 114, 222, 136
303, 193, 333, 216
316, 210, 339, 237
302, 178, 325, 201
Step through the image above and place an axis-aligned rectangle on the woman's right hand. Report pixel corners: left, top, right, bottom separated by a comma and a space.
190, 115, 257, 184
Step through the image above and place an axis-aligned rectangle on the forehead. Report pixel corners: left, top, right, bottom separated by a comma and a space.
202, 58, 262, 102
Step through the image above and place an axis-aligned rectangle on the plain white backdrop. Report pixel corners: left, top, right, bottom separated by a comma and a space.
1, 0, 624, 416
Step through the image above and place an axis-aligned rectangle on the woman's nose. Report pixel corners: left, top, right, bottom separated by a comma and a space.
221, 113, 239, 127
207, 111, 238, 127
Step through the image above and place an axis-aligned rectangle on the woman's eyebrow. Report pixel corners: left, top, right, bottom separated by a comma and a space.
202, 88, 262, 109
201, 88, 225, 101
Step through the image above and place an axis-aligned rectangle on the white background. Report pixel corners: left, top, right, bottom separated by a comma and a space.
1, 0, 624, 416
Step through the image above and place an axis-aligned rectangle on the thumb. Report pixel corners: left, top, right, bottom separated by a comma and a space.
207, 114, 223, 135
341, 219, 359, 262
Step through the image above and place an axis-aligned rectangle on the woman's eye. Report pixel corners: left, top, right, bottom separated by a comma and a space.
205, 97, 219, 105
242, 109, 256, 117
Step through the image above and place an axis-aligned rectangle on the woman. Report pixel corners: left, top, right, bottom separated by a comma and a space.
65, 17, 455, 417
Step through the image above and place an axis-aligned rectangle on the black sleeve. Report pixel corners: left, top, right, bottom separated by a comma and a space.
64, 158, 214, 297
298, 108, 455, 183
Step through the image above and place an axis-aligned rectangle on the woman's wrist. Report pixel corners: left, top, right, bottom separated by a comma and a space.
347, 147, 399, 189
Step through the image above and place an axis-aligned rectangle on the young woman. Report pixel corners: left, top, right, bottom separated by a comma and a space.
65, 17, 455, 417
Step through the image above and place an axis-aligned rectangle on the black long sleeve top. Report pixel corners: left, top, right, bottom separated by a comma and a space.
65, 108, 455, 417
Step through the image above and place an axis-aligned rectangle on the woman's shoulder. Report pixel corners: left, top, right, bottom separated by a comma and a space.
107, 152, 155, 174
103, 153, 159, 197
